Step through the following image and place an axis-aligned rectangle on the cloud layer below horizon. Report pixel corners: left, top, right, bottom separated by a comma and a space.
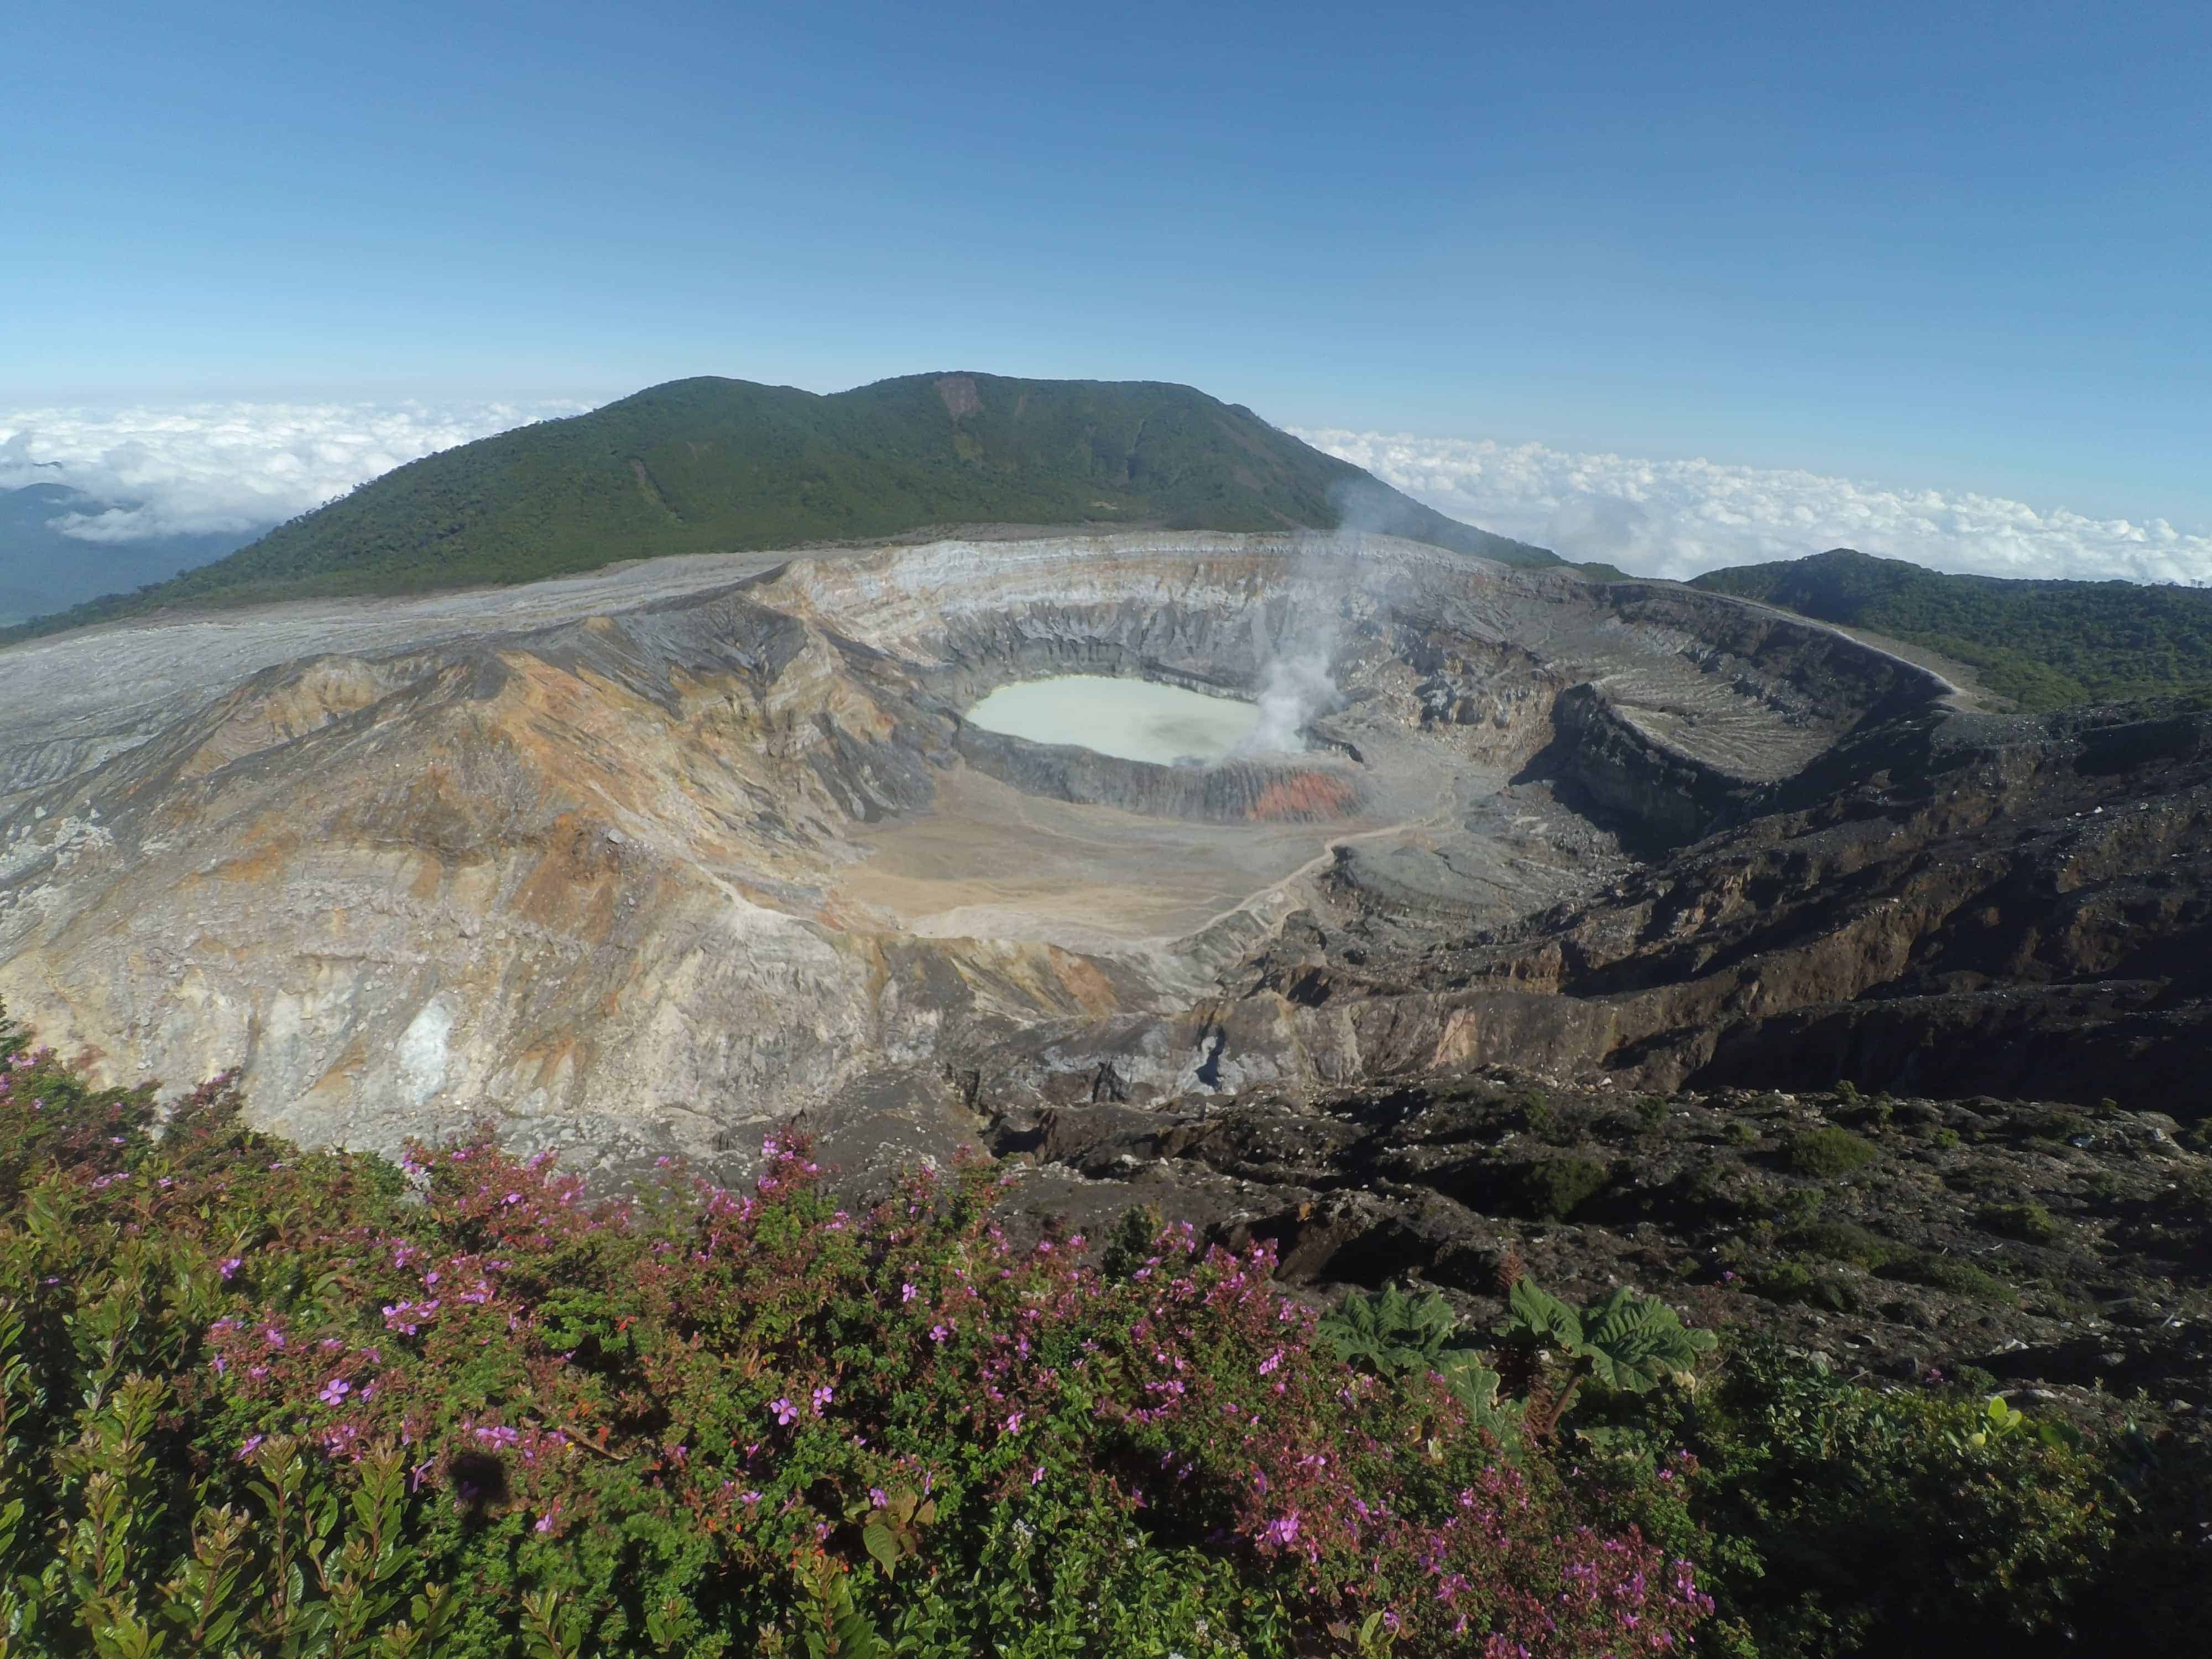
3, 401, 2205, 589
0, 400, 591, 544
1298, 429, 2212, 586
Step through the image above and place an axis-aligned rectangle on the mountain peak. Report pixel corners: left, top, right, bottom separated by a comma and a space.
4, 374, 1556, 640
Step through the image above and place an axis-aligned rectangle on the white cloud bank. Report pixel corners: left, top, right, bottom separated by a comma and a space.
3, 401, 2204, 590
1297, 429, 2212, 586
0, 400, 594, 543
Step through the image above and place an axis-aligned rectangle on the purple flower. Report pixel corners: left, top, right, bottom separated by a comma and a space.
929, 1323, 950, 1343
218, 1256, 243, 1279
1031, 1465, 1045, 1485
319, 1377, 352, 1407
770, 1397, 798, 1427
901, 1282, 917, 1303
1263, 1512, 1301, 1547
236, 1434, 265, 1460
811, 1385, 833, 1415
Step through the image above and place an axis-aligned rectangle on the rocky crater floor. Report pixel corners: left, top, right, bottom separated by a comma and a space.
6, 526, 2210, 1428
994, 1071, 2212, 1430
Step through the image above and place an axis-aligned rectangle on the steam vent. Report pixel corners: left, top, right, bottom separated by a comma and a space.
10, 529, 2204, 1189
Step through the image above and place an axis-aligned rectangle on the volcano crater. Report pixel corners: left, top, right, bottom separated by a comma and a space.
6, 528, 2108, 1185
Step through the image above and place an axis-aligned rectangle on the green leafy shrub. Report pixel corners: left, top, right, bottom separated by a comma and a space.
1976, 1200, 2060, 1243
1675, 1347, 2151, 1657
1723, 1120, 1761, 1147
1877, 1250, 2015, 1304
1519, 1087, 1581, 1145
1772, 1186, 1826, 1228
1783, 1127, 1878, 1178
1749, 1260, 1859, 1314
1511, 1157, 1611, 1220
1317, 1282, 1509, 1432
1501, 1281, 1716, 1437
1781, 1220, 2016, 1309
1321, 1275, 1719, 1451
1786, 1220, 1897, 1270
1099, 1200, 1164, 1280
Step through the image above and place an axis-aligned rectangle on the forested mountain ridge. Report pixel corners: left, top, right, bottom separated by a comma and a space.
1693, 546, 2212, 710
3, 374, 1556, 638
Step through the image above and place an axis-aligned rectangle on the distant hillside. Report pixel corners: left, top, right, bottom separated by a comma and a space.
1693, 547, 2212, 711
5, 374, 1556, 638
0, 482, 257, 625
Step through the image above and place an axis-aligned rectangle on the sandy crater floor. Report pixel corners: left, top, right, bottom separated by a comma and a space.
829, 766, 1380, 951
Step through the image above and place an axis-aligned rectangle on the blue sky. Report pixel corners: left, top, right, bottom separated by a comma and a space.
6, 0, 2208, 557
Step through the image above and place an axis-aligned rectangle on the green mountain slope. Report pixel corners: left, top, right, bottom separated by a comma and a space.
1692, 546, 2212, 711
6, 374, 1555, 638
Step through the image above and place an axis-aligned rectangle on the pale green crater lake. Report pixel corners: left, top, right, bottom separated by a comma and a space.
964, 675, 1269, 766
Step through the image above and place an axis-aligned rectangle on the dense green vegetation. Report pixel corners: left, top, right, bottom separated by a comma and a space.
3, 376, 1554, 640
0, 1009, 2200, 1656
1692, 547, 2212, 711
